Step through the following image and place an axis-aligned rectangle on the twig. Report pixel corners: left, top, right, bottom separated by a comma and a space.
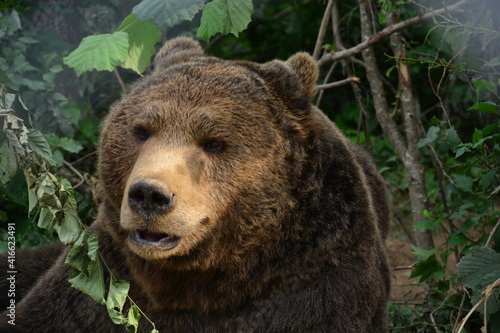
453, 292, 468, 333
317, 0, 469, 67
315, 62, 338, 106
63, 161, 85, 189
313, 0, 335, 61
485, 217, 500, 247
392, 262, 418, 271
455, 278, 500, 333
330, 0, 371, 150
113, 68, 127, 94
315, 77, 360, 90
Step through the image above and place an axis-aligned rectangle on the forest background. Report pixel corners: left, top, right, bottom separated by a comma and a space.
0, 0, 499, 332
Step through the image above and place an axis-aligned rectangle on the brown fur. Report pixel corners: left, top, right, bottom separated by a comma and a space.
1, 38, 390, 332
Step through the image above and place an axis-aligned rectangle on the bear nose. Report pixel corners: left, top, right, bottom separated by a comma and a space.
128, 180, 174, 218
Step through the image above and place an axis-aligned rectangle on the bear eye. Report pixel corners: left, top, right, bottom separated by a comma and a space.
133, 126, 150, 141
202, 139, 227, 153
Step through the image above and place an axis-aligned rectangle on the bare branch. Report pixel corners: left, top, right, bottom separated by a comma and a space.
113, 68, 127, 94
318, 0, 469, 67
486, 218, 500, 247
313, 0, 336, 61
315, 77, 360, 90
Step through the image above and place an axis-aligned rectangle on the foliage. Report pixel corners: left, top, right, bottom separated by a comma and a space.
64, 0, 253, 75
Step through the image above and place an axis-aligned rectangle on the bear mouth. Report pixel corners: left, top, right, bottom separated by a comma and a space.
130, 229, 181, 250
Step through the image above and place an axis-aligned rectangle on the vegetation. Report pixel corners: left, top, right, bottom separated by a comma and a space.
1, 0, 499, 332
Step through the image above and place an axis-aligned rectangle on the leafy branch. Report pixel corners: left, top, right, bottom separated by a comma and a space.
0, 73, 157, 333
64, 0, 254, 76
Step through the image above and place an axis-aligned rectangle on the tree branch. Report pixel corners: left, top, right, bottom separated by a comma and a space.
315, 77, 360, 90
318, 0, 469, 67
313, 0, 335, 61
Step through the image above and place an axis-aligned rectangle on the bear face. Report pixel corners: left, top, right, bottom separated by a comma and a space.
99, 42, 322, 270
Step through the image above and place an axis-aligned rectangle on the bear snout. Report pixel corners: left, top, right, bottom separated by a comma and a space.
128, 180, 175, 219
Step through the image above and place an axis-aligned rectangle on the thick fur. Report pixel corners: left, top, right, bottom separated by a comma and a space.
1, 38, 390, 332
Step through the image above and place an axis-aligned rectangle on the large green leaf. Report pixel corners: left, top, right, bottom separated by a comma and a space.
63, 32, 129, 75
68, 258, 106, 305
106, 277, 130, 325
67, 230, 105, 305
224, 0, 253, 36
458, 247, 500, 315
132, 0, 204, 30
197, 0, 253, 41
118, 14, 162, 74
197, 0, 226, 41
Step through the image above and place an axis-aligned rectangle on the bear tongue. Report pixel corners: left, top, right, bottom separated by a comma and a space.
140, 230, 168, 242
132, 230, 181, 250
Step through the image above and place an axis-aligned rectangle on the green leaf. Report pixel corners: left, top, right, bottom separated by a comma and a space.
410, 244, 438, 261
0, 69, 17, 90
417, 126, 440, 148
54, 178, 81, 244
118, 14, 162, 74
23, 170, 38, 214
3, 93, 16, 109
106, 277, 131, 325
0, 143, 18, 186
68, 258, 106, 305
467, 102, 498, 114
224, 0, 253, 36
472, 78, 498, 95
410, 253, 441, 282
452, 174, 474, 193
446, 233, 469, 246
57, 137, 84, 154
65, 231, 100, 276
455, 145, 469, 159
64, 32, 129, 75
132, 0, 204, 30
27, 129, 56, 166
3, 113, 31, 163
125, 304, 142, 333
37, 173, 61, 210
197, 0, 227, 41
66, 231, 103, 306
414, 219, 441, 231
458, 247, 500, 315
197, 0, 253, 41
37, 206, 56, 230
480, 169, 498, 192
445, 127, 461, 150
472, 128, 483, 145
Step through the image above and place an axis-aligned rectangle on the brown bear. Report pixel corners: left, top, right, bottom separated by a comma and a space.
1, 37, 390, 332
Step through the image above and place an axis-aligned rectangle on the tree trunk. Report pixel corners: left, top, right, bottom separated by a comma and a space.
358, 0, 434, 250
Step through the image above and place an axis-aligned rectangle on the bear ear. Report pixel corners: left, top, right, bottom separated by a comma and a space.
154, 37, 204, 71
259, 52, 318, 106
285, 52, 318, 101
